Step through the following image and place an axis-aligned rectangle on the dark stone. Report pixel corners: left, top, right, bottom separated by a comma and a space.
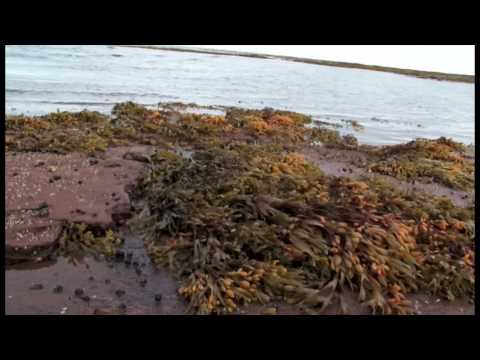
88, 276, 95, 281
154, 294, 162, 302
78, 180, 83, 185
80, 295, 90, 302
105, 279, 111, 284
115, 250, 125, 260
74, 288, 84, 296
34, 161, 45, 167
111, 192, 117, 197
74, 168, 78, 172
118, 303, 127, 311
12, 172, 18, 177
53, 285, 64, 293
115, 289, 126, 297
52, 175, 62, 181
104, 162, 122, 168
342, 168, 347, 172
89, 159, 99, 166
123, 152, 150, 163
135, 268, 142, 276
30, 283, 43, 290
139, 279, 147, 287
133, 261, 139, 268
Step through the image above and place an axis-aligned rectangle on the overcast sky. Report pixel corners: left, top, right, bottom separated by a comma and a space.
188, 45, 475, 75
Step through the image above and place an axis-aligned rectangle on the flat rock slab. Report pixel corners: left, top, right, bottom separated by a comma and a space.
5, 145, 156, 256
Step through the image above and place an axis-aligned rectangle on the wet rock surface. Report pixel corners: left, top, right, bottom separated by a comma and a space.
5, 145, 156, 259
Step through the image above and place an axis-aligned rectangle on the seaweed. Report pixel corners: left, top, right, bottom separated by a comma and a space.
57, 223, 123, 260
364, 137, 474, 190
129, 141, 474, 314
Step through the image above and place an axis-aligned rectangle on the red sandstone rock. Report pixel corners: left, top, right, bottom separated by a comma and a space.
5, 145, 156, 258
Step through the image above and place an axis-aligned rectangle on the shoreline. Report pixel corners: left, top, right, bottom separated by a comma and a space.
118, 45, 475, 84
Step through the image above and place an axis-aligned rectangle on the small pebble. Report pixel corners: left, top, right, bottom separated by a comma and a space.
115, 289, 126, 297
154, 294, 162, 302
74, 288, 84, 297
139, 279, 147, 287
88, 276, 95, 281
12, 172, 19, 177
118, 303, 127, 311
89, 159, 99, 165
105, 279, 111, 284
115, 250, 125, 260
53, 285, 64, 293
135, 268, 142, 276
30, 283, 43, 290
78, 180, 83, 185
80, 295, 90, 302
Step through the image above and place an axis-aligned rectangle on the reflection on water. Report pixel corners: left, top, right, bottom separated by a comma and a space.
5, 45, 474, 145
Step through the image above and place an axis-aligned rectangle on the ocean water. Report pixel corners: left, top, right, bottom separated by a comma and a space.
5, 45, 475, 145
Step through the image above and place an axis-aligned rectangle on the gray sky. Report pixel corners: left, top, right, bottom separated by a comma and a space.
188, 45, 475, 75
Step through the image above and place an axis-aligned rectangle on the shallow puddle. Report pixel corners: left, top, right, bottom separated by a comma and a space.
5, 229, 187, 315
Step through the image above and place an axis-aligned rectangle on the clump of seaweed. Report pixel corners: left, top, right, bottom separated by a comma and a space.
130, 141, 474, 314
5, 111, 112, 155
5, 102, 361, 156
364, 137, 474, 190
57, 223, 122, 259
